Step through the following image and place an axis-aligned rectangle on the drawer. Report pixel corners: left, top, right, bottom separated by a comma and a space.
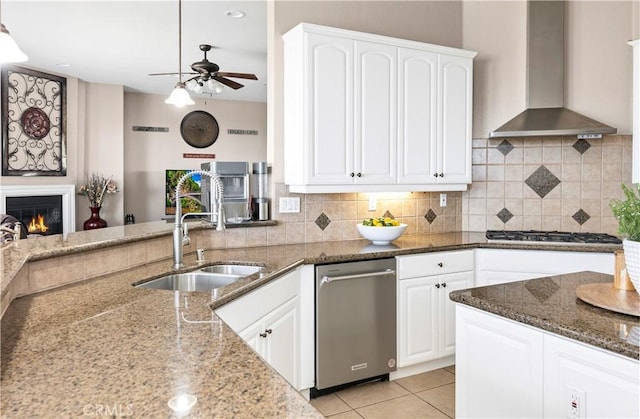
396, 250, 474, 279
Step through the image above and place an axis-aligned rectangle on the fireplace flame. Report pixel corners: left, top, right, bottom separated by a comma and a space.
28, 214, 49, 233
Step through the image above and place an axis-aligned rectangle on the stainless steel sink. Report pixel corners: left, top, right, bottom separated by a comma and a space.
136, 272, 244, 291
135, 264, 264, 291
199, 264, 264, 276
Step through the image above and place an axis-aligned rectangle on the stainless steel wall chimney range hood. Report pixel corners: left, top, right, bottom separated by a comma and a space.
490, 1, 617, 138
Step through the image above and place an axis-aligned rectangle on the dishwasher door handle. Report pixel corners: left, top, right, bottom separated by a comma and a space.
320, 268, 395, 286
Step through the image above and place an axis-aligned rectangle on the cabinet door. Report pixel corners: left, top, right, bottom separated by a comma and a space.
397, 47, 438, 184
354, 41, 397, 184
439, 271, 473, 357
305, 33, 354, 185
438, 54, 472, 183
262, 297, 299, 388
630, 39, 639, 184
397, 275, 439, 366
543, 333, 640, 418
456, 305, 544, 418
239, 320, 265, 353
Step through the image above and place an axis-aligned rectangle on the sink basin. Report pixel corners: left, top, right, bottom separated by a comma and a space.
199, 264, 264, 276
136, 272, 244, 291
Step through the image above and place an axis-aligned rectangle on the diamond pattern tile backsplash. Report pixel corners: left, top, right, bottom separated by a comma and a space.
463, 135, 633, 234
269, 185, 462, 244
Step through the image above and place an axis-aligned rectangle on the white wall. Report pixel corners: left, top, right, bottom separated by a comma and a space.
123, 93, 267, 222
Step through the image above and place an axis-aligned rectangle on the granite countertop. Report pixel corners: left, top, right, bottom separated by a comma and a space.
450, 271, 640, 360
0, 224, 629, 417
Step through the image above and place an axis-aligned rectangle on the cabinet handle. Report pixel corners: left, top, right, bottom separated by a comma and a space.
350, 172, 355, 177
356, 172, 362, 177
437, 262, 443, 267
265, 328, 272, 334
433, 173, 438, 178
441, 282, 447, 288
260, 332, 267, 338
435, 283, 441, 288
439, 173, 444, 177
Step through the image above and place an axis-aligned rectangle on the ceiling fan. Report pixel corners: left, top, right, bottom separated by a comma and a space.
150, 44, 258, 91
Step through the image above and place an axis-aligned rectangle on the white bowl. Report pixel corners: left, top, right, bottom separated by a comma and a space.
356, 223, 407, 245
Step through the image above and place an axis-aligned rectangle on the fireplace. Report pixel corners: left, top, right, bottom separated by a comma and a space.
6, 195, 63, 236
0, 185, 76, 235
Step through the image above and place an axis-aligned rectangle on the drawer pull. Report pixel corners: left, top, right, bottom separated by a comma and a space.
260, 332, 268, 338
435, 283, 441, 288
437, 262, 443, 268
266, 328, 272, 334
441, 282, 447, 288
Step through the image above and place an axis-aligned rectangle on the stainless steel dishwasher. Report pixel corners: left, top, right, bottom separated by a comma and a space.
313, 258, 397, 396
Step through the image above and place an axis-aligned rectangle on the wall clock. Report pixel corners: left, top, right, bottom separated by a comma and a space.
180, 110, 219, 148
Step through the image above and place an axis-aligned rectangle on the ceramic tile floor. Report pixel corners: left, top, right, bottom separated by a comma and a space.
310, 366, 456, 418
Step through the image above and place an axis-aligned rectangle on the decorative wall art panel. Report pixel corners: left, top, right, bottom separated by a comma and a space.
1, 65, 66, 176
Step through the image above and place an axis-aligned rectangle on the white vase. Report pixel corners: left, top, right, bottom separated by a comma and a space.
623, 239, 640, 294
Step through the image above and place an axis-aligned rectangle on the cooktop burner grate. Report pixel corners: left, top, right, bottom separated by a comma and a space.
485, 230, 622, 244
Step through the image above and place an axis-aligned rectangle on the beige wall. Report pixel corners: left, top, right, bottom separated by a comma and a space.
463, 1, 637, 138
79, 82, 124, 228
0, 71, 125, 231
123, 93, 267, 223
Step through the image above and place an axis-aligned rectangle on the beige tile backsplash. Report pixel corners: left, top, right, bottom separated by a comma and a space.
271, 185, 462, 244
462, 135, 633, 234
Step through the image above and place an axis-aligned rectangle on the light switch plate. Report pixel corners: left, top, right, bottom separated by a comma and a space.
279, 197, 300, 213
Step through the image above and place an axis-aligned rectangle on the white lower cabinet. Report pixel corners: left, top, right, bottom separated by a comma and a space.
215, 265, 315, 391
396, 251, 474, 368
474, 249, 614, 286
239, 297, 298, 383
456, 305, 640, 418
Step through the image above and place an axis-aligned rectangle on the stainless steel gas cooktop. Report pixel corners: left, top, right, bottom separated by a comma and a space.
486, 230, 622, 245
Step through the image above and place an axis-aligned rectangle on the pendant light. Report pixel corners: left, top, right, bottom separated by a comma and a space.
165, 0, 193, 107
0, 0, 28, 63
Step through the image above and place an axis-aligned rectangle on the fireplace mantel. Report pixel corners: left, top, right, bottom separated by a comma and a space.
0, 184, 76, 234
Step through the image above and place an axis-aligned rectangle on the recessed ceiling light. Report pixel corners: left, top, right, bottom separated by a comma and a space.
225, 9, 245, 18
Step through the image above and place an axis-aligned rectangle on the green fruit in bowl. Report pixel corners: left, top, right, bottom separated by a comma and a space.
362, 217, 400, 227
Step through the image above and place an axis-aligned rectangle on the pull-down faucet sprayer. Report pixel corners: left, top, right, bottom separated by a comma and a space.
172, 170, 224, 270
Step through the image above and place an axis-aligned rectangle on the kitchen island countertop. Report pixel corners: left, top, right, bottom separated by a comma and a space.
450, 271, 640, 360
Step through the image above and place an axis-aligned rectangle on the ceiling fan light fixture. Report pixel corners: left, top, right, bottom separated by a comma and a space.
0, 23, 27, 63
207, 79, 224, 94
165, 82, 194, 107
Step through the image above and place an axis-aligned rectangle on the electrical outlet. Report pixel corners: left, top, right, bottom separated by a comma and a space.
440, 193, 447, 207
368, 196, 377, 211
568, 387, 586, 418
279, 197, 300, 213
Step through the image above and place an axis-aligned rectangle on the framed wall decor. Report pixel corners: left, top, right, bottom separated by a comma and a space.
1, 65, 67, 176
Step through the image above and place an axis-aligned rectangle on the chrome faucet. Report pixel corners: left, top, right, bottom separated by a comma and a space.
172, 170, 225, 270
0, 223, 22, 243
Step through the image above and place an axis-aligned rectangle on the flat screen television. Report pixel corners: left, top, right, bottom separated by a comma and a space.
165, 170, 202, 215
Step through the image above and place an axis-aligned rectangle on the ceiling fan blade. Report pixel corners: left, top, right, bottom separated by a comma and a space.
213, 75, 244, 90
216, 72, 258, 80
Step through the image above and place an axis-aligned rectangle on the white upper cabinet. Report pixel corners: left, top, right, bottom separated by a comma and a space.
354, 41, 397, 185
283, 23, 477, 193
630, 39, 639, 184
